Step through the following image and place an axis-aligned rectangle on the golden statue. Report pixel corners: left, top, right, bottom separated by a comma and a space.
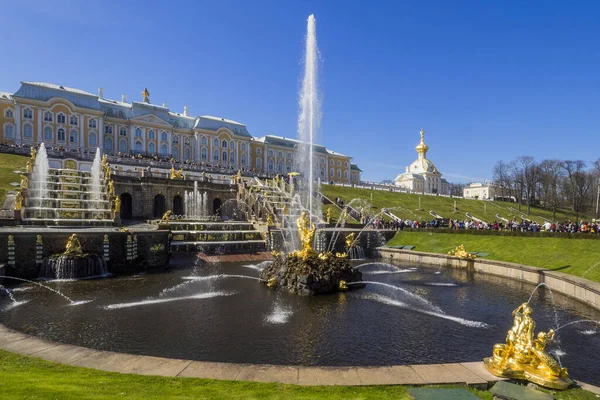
335, 252, 348, 259
64, 234, 83, 256
26, 158, 34, 173
20, 175, 28, 189
267, 277, 277, 288
14, 191, 23, 211
107, 180, 114, 195
326, 206, 331, 224
338, 280, 348, 290
160, 210, 172, 223
266, 214, 274, 226
341, 209, 348, 220
282, 205, 288, 215
113, 196, 121, 212
30, 146, 37, 161
142, 87, 150, 103
448, 244, 476, 260
484, 303, 572, 390
169, 167, 184, 180
345, 232, 355, 249
36, 235, 43, 244
296, 211, 316, 257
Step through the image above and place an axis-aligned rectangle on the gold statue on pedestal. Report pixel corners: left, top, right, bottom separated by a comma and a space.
170, 167, 184, 180
107, 180, 114, 195
326, 206, 331, 224
448, 244, 476, 260
142, 88, 150, 103
345, 232, 355, 249
64, 234, 83, 256
112, 196, 121, 212
160, 210, 172, 223
14, 191, 23, 211
20, 175, 28, 189
484, 303, 572, 390
296, 211, 316, 258
266, 214, 274, 226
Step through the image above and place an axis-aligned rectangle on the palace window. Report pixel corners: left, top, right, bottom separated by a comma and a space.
268, 160, 273, 171
201, 136, 207, 145
23, 123, 33, 138
103, 137, 112, 151
172, 135, 179, 144
135, 141, 142, 152
329, 159, 334, 166
201, 147, 207, 160
278, 151, 283, 158
161, 132, 168, 141
256, 158, 262, 169
256, 148, 261, 155
222, 151, 228, 162
230, 141, 235, 149
184, 137, 191, 145
277, 160, 283, 172
286, 163, 291, 172
286, 152, 291, 159
88, 118, 97, 129
213, 149, 219, 161
241, 153, 247, 165
148, 142, 156, 154
69, 129, 78, 143
44, 111, 53, 122
160, 144, 168, 156
4, 109, 13, 118
230, 151, 236, 164
89, 132, 97, 147
337, 169, 341, 178
57, 113, 66, 124
213, 138, 219, 147
344, 161, 348, 168
330, 168, 334, 177
320, 167, 325, 178
57, 128, 66, 141
222, 140, 227, 148
268, 150, 273, 157
184, 148, 190, 160
43, 126, 53, 141
337, 161, 342, 167
105, 125, 113, 135
148, 130, 155, 139
23, 108, 33, 119
70, 115, 78, 126
241, 143, 246, 151
172, 147, 179, 159
119, 127, 127, 136
344, 171, 348, 179
135, 128, 142, 137
3, 123, 14, 139
119, 139, 127, 153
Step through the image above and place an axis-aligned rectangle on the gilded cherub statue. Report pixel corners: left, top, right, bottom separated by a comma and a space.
160, 210, 172, 223
169, 167, 184, 180
113, 196, 121, 212
64, 234, 83, 256
345, 232, 355, 249
266, 214, 274, 226
14, 191, 23, 211
20, 175, 28, 189
297, 211, 316, 257
484, 302, 572, 389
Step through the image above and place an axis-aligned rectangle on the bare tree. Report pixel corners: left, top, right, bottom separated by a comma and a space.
538, 159, 563, 220
562, 160, 592, 221
493, 161, 512, 200
448, 182, 465, 197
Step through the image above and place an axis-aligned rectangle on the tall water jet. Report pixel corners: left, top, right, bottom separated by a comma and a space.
297, 14, 321, 221
31, 143, 49, 207
184, 181, 207, 219
90, 148, 102, 207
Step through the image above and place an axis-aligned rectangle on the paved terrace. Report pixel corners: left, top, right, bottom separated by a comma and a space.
1, 323, 599, 393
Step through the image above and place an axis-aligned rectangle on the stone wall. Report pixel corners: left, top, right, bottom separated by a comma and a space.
377, 247, 600, 311
0, 231, 170, 280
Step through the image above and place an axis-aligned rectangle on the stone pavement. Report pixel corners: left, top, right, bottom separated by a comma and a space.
0, 323, 598, 393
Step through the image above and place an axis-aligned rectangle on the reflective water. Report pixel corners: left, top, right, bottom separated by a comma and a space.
1, 259, 599, 385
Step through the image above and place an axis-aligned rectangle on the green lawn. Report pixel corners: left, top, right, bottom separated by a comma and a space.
387, 231, 600, 282
0, 152, 28, 205
321, 185, 590, 224
0, 349, 596, 400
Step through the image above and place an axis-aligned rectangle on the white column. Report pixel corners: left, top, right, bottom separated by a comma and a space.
194, 132, 199, 161
263, 146, 267, 173
79, 114, 85, 151
99, 118, 104, 152
113, 124, 118, 154
130, 125, 135, 154
167, 131, 172, 156
14, 105, 21, 144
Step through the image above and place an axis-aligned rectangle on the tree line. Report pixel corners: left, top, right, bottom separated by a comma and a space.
493, 157, 600, 221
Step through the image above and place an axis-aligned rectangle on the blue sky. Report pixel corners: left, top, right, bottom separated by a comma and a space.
1, 0, 599, 182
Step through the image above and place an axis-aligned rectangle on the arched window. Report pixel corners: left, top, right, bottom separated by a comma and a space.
344, 171, 348, 179
184, 137, 191, 145
286, 152, 291, 159
256, 158, 262, 169
172, 147, 179, 159
212, 148, 219, 161
286, 161, 292, 172
277, 160, 283, 172
69, 115, 78, 125
268, 150, 274, 157
241, 153, 247, 165
105, 125, 113, 135
69, 129, 78, 143
184, 147, 190, 160
278, 151, 283, 158
230, 141, 235, 149
330, 168, 334, 177
57, 113, 66, 124
337, 169, 341, 178
4, 109, 13, 118
222, 139, 227, 148
213, 138, 219, 147
160, 144, 168, 156
172, 135, 179, 144
161, 132, 168, 141
320, 167, 325, 178
23, 108, 33, 119
201, 147, 207, 160
44, 111, 53, 122
3, 124, 14, 139
119, 127, 127, 136
148, 130, 155, 139
43, 126, 53, 141
344, 161, 348, 168
103, 136, 112, 151
23, 124, 33, 138
337, 160, 342, 166
135, 141, 142, 152
222, 151, 228, 162
88, 118, 97, 128
201, 136, 207, 145
148, 142, 156, 154
230, 151, 236, 164
241, 143, 246, 151
119, 138, 127, 153
267, 161, 273, 171
135, 128, 142, 137
256, 147, 261, 155
57, 128, 66, 141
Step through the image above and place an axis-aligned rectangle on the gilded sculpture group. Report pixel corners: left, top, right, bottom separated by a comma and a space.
102, 155, 121, 214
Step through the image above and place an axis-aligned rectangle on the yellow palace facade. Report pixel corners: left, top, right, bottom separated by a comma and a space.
0, 82, 361, 184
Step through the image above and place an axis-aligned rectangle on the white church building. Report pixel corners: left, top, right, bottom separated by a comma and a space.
394, 129, 449, 195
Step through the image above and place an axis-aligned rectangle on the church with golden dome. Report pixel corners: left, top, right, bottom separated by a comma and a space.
394, 129, 449, 194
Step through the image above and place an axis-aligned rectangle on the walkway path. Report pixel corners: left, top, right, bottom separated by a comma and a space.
1, 323, 599, 393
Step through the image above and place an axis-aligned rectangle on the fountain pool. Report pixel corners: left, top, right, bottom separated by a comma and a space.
1, 258, 599, 385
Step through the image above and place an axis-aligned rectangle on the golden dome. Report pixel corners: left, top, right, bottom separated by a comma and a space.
415, 129, 429, 154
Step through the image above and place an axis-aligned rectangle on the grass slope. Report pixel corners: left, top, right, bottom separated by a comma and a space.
387, 232, 600, 282
0, 152, 28, 205
321, 185, 590, 224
